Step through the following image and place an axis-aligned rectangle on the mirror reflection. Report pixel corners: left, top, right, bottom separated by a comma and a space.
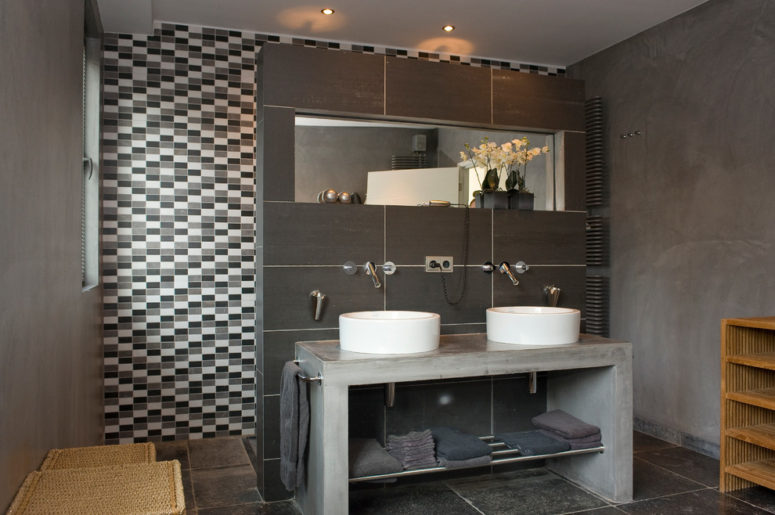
295, 116, 559, 210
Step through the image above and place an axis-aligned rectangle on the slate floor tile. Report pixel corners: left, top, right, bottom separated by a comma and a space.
155, 440, 191, 469
349, 482, 479, 514
632, 457, 705, 501
632, 431, 676, 454
189, 436, 252, 469
192, 465, 262, 509
198, 500, 302, 514
618, 488, 771, 514
727, 485, 775, 513
636, 446, 720, 487
447, 468, 608, 514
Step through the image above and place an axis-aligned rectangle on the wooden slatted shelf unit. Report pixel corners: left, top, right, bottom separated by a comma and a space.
721, 317, 775, 492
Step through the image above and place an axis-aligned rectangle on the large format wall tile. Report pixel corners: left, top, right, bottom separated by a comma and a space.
385, 57, 492, 124
263, 267, 384, 330
264, 203, 384, 265
492, 265, 586, 314
263, 328, 338, 395
493, 210, 586, 265
260, 45, 385, 115
492, 375, 548, 434
386, 206, 492, 265
385, 268, 491, 324
386, 379, 492, 436
492, 70, 585, 131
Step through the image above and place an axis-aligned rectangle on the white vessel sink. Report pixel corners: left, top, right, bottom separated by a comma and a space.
339, 311, 440, 354
486, 306, 580, 346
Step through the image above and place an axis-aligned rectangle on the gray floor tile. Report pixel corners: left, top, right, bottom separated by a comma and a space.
570, 507, 625, 514
182, 469, 196, 512
198, 501, 301, 514
636, 446, 719, 487
189, 436, 252, 469
632, 431, 676, 454
192, 465, 262, 509
618, 488, 771, 514
727, 485, 775, 513
448, 468, 608, 514
632, 457, 705, 501
155, 439, 191, 469
349, 482, 479, 514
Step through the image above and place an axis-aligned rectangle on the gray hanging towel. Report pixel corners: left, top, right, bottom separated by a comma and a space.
280, 361, 309, 491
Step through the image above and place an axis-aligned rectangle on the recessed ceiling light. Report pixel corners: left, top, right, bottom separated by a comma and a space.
442, 25, 455, 32
321, 8, 335, 15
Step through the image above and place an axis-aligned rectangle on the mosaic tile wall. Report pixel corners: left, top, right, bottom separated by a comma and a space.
100, 21, 567, 444
101, 24, 258, 444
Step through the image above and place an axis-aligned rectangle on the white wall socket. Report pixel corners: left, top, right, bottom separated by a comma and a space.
425, 256, 454, 273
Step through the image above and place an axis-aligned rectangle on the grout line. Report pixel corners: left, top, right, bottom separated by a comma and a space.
633, 455, 714, 489
446, 482, 487, 515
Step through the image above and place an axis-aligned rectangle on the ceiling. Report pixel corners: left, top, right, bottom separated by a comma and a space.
96, 0, 708, 67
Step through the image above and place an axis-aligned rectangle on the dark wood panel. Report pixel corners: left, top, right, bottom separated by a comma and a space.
259, 106, 295, 201
493, 210, 586, 265
385, 57, 491, 124
492, 70, 585, 131
259, 44, 384, 114
564, 131, 586, 211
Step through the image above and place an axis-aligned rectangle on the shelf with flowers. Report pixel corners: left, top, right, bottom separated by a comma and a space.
460, 137, 550, 210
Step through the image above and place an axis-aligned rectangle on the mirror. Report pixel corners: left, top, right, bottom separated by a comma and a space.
294, 116, 561, 210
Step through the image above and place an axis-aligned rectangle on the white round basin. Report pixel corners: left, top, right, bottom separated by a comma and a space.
339, 311, 440, 354
486, 306, 580, 346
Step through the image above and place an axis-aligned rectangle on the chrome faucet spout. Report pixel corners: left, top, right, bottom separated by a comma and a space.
364, 261, 382, 288
498, 261, 520, 286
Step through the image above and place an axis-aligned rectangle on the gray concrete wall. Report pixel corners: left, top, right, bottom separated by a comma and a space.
0, 0, 104, 508
568, 0, 775, 453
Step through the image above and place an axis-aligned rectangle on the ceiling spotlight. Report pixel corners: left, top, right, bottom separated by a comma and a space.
442, 25, 455, 32
321, 8, 335, 15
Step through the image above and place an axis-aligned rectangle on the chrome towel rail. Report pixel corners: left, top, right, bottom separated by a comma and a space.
293, 360, 323, 384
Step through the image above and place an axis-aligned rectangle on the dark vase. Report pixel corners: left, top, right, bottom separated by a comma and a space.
507, 190, 534, 210
474, 190, 510, 209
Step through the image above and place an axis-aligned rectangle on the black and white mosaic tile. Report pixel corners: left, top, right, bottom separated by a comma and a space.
101, 23, 257, 444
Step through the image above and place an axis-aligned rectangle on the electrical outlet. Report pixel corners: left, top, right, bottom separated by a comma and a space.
425, 256, 454, 273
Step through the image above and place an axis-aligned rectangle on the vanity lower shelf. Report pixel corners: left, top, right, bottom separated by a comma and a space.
349, 443, 605, 483
725, 460, 775, 491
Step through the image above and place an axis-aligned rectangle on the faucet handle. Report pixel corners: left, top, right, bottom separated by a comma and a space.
513, 261, 529, 274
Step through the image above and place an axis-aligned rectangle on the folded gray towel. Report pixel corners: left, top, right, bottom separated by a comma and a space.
569, 439, 603, 450
564, 431, 602, 445
349, 439, 403, 478
280, 361, 309, 491
438, 454, 492, 469
431, 427, 492, 461
386, 430, 437, 470
531, 410, 600, 439
495, 429, 570, 456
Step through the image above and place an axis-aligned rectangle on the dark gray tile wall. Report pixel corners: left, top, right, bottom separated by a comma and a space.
262, 203, 586, 500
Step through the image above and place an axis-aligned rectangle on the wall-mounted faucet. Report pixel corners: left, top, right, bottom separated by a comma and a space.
544, 285, 561, 307
498, 262, 520, 286
309, 290, 326, 320
342, 260, 396, 289
364, 261, 381, 288
482, 260, 529, 286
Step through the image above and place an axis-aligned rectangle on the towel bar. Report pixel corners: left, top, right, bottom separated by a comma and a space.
293, 360, 323, 384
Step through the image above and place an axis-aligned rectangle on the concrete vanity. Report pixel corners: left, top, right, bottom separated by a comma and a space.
294, 333, 633, 514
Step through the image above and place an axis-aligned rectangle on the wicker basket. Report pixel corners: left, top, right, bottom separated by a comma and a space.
40, 442, 156, 470
8, 460, 185, 514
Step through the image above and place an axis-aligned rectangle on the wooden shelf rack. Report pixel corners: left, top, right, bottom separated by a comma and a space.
721, 317, 775, 492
